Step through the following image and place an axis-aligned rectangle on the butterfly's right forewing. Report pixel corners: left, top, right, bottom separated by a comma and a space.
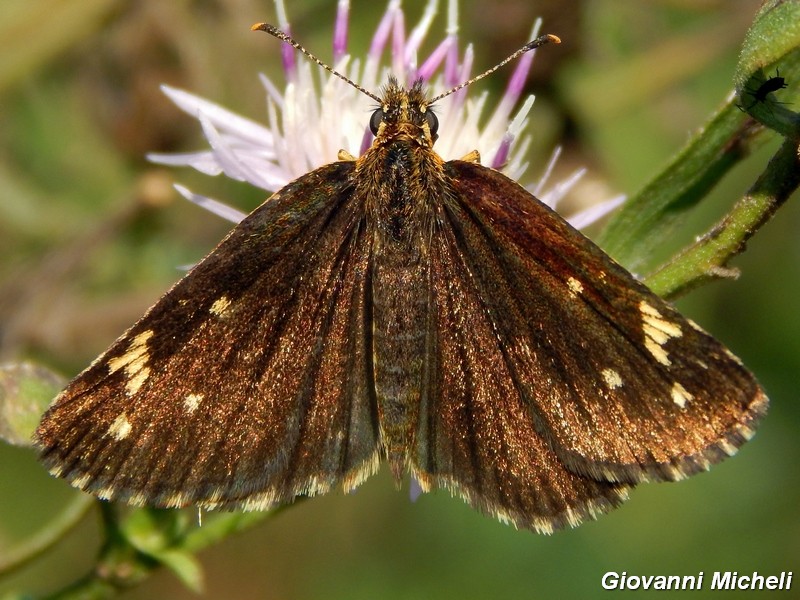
36, 162, 381, 510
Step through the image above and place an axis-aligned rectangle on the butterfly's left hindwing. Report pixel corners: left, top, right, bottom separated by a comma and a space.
36, 162, 381, 509
441, 161, 767, 485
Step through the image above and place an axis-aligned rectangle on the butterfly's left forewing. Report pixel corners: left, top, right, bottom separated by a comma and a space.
408, 172, 630, 534
36, 162, 381, 509
440, 160, 767, 485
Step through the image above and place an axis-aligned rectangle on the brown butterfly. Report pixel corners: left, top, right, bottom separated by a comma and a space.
35, 26, 766, 534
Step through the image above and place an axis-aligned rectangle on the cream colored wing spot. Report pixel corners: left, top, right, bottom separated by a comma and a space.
724, 347, 744, 366
107, 412, 133, 440
209, 296, 232, 316
126, 367, 151, 396
71, 473, 92, 490
96, 486, 116, 500
107, 330, 154, 395
639, 301, 682, 366
686, 318, 706, 333
567, 277, 584, 297
670, 382, 693, 409
601, 368, 623, 390
184, 393, 204, 413
128, 492, 148, 507
165, 492, 190, 508
717, 439, 739, 457
644, 338, 671, 367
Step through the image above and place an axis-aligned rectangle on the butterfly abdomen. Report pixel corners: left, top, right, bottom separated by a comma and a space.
359, 119, 445, 483
370, 218, 432, 483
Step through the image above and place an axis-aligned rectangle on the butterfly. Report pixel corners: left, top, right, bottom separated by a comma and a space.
35, 26, 767, 534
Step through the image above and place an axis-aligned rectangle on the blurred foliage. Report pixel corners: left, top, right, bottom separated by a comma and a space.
1, 0, 799, 599
0, 363, 64, 446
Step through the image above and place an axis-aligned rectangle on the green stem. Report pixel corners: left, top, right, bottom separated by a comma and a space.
596, 102, 764, 271
36, 504, 279, 600
182, 509, 275, 553
40, 504, 133, 600
0, 494, 93, 575
645, 135, 800, 298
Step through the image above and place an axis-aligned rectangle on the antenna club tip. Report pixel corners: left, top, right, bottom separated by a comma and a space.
524, 33, 561, 51
251, 22, 269, 32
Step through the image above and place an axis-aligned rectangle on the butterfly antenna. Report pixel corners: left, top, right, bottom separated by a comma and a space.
251, 23, 383, 103
428, 34, 561, 104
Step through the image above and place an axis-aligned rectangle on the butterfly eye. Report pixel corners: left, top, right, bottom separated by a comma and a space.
425, 110, 439, 137
369, 108, 385, 135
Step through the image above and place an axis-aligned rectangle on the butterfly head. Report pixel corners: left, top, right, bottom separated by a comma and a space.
370, 77, 439, 147
251, 23, 559, 155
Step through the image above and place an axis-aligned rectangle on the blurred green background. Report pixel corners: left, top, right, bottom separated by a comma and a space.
1, 0, 798, 598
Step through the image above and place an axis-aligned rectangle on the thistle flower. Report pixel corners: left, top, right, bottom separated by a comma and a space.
148, 0, 622, 228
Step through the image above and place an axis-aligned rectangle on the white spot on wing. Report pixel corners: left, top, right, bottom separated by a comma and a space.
687, 318, 706, 333
128, 492, 148, 507
567, 277, 583, 297
165, 492, 190, 508
108, 330, 153, 374
71, 473, 92, 490
738, 423, 756, 441
641, 302, 682, 338
671, 382, 693, 408
184, 393, 204, 413
108, 330, 154, 395
210, 296, 232, 316
640, 301, 681, 366
724, 347, 744, 365
126, 366, 150, 395
601, 368, 623, 389
107, 412, 133, 440
718, 439, 738, 456
645, 338, 671, 366
97, 486, 116, 500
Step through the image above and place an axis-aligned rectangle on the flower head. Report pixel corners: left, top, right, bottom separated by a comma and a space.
148, 0, 622, 227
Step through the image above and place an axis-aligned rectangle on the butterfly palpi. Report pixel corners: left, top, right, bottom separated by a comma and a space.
35, 25, 767, 534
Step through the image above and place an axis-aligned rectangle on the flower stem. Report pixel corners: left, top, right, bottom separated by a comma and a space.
0, 495, 92, 575
596, 102, 767, 271
645, 134, 800, 298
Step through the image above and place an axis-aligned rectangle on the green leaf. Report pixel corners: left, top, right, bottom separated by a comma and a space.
0, 0, 121, 93
596, 103, 756, 270
598, 0, 800, 271
120, 509, 204, 592
0, 362, 64, 446
0, 495, 93, 576
149, 549, 205, 593
735, 0, 800, 86
735, 0, 800, 136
